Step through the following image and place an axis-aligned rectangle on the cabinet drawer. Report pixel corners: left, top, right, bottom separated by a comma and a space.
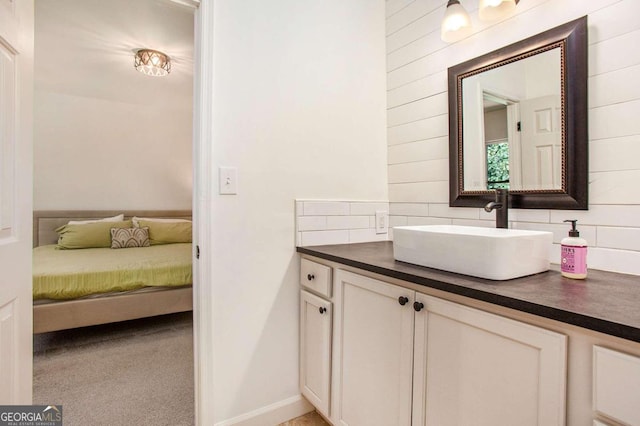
594, 346, 640, 425
300, 258, 332, 297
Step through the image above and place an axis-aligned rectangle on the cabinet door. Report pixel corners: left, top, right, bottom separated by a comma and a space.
300, 290, 332, 417
412, 293, 567, 426
332, 270, 414, 426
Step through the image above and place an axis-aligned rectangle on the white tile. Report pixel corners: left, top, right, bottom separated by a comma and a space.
297, 216, 327, 232
349, 228, 389, 243
597, 227, 640, 251
296, 232, 302, 247
550, 205, 640, 227
407, 216, 451, 226
512, 222, 596, 246
303, 201, 350, 216
389, 215, 408, 227
451, 219, 495, 228
295, 201, 303, 216
588, 247, 640, 276
479, 208, 495, 221
429, 204, 480, 220
509, 209, 551, 223
350, 202, 389, 215
326, 215, 370, 230
389, 202, 429, 216
300, 230, 349, 246
549, 243, 560, 265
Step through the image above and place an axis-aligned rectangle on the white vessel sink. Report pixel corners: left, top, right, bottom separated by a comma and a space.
393, 225, 553, 280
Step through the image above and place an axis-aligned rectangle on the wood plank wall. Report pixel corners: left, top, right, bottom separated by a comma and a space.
385, 0, 640, 275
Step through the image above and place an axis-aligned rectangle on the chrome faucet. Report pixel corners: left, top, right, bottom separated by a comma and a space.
484, 189, 509, 229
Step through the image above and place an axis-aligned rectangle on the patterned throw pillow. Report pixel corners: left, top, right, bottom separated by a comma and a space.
110, 227, 150, 249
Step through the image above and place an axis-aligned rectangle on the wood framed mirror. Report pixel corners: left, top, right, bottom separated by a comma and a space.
449, 16, 588, 209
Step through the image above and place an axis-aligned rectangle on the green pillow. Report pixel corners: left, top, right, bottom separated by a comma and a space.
137, 220, 192, 245
56, 220, 132, 249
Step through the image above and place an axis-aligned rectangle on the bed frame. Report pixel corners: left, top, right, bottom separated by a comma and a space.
33, 210, 193, 334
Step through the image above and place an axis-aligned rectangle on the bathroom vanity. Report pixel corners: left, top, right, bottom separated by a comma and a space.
297, 241, 640, 426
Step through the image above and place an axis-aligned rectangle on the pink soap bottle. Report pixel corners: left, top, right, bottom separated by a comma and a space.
561, 219, 588, 279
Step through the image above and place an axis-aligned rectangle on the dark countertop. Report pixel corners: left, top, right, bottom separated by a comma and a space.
297, 241, 640, 344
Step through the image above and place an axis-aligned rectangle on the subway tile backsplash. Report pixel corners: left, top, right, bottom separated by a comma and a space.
297, 200, 640, 275
296, 200, 390, 246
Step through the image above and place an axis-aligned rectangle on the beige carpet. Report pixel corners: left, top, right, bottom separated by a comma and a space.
33, 312, 194, 426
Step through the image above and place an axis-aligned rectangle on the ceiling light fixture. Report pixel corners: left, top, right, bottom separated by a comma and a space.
441, 0, 520, 43
134, 49, 171, 77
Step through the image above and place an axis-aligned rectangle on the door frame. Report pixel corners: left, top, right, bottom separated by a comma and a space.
192, 1, 214, 424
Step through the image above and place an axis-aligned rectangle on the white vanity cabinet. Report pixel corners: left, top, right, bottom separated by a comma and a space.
328, 268, 567, 426
331, 269, 415, 426
593, 346, 640, 426
412, 292, 567, 426
300, 290, 332, 417
299, 259, 333, 418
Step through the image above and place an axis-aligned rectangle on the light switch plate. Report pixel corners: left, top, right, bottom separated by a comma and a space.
219, 167, 237, 195
375, 211, 388, 234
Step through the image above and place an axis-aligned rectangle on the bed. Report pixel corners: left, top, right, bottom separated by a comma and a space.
33, 210, 193, 334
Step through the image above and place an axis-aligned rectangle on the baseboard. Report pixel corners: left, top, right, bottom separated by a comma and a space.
214, 395, 314, 426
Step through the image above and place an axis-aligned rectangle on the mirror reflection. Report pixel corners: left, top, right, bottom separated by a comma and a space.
462, 47, 562, 192
462, 47, 562, 191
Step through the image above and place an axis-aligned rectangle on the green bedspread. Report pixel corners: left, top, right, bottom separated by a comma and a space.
33, 243, 192, 300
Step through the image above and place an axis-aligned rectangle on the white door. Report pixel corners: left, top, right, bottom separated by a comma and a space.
0, 0, 34, 404
300, 290, 332, 418
519, 95, 562, 190
332, 270, 414, 426
412, 293, 567, 426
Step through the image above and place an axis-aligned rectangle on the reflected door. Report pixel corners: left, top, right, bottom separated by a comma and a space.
519, 95, 562, 190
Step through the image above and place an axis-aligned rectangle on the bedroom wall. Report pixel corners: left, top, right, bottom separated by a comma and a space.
203, 0, 388, 423
33, 0, 193, 211
386, 0, 640, 276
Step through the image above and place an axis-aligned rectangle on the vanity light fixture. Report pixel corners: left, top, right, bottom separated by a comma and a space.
441, 0, 473, 43
441, 0, 520, 43
479, 0, 518, 21
134, 49, 171, 77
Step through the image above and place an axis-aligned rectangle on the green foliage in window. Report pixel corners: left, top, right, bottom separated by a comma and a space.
487, 142, 509, 190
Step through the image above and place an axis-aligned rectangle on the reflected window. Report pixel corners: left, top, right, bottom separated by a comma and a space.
486, 142, 509, 190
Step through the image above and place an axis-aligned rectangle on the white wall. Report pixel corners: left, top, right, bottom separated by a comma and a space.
34, 0, 193, 210
386, 0, 640, 276
204, 0, 388, 422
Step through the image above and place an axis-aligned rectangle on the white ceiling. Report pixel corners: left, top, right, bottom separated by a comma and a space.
35, 0, 194, 105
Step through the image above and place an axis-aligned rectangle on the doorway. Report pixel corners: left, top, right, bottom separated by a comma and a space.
31, 0, 197, 423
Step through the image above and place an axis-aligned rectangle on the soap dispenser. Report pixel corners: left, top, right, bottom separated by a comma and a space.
561, 219, 587, 279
